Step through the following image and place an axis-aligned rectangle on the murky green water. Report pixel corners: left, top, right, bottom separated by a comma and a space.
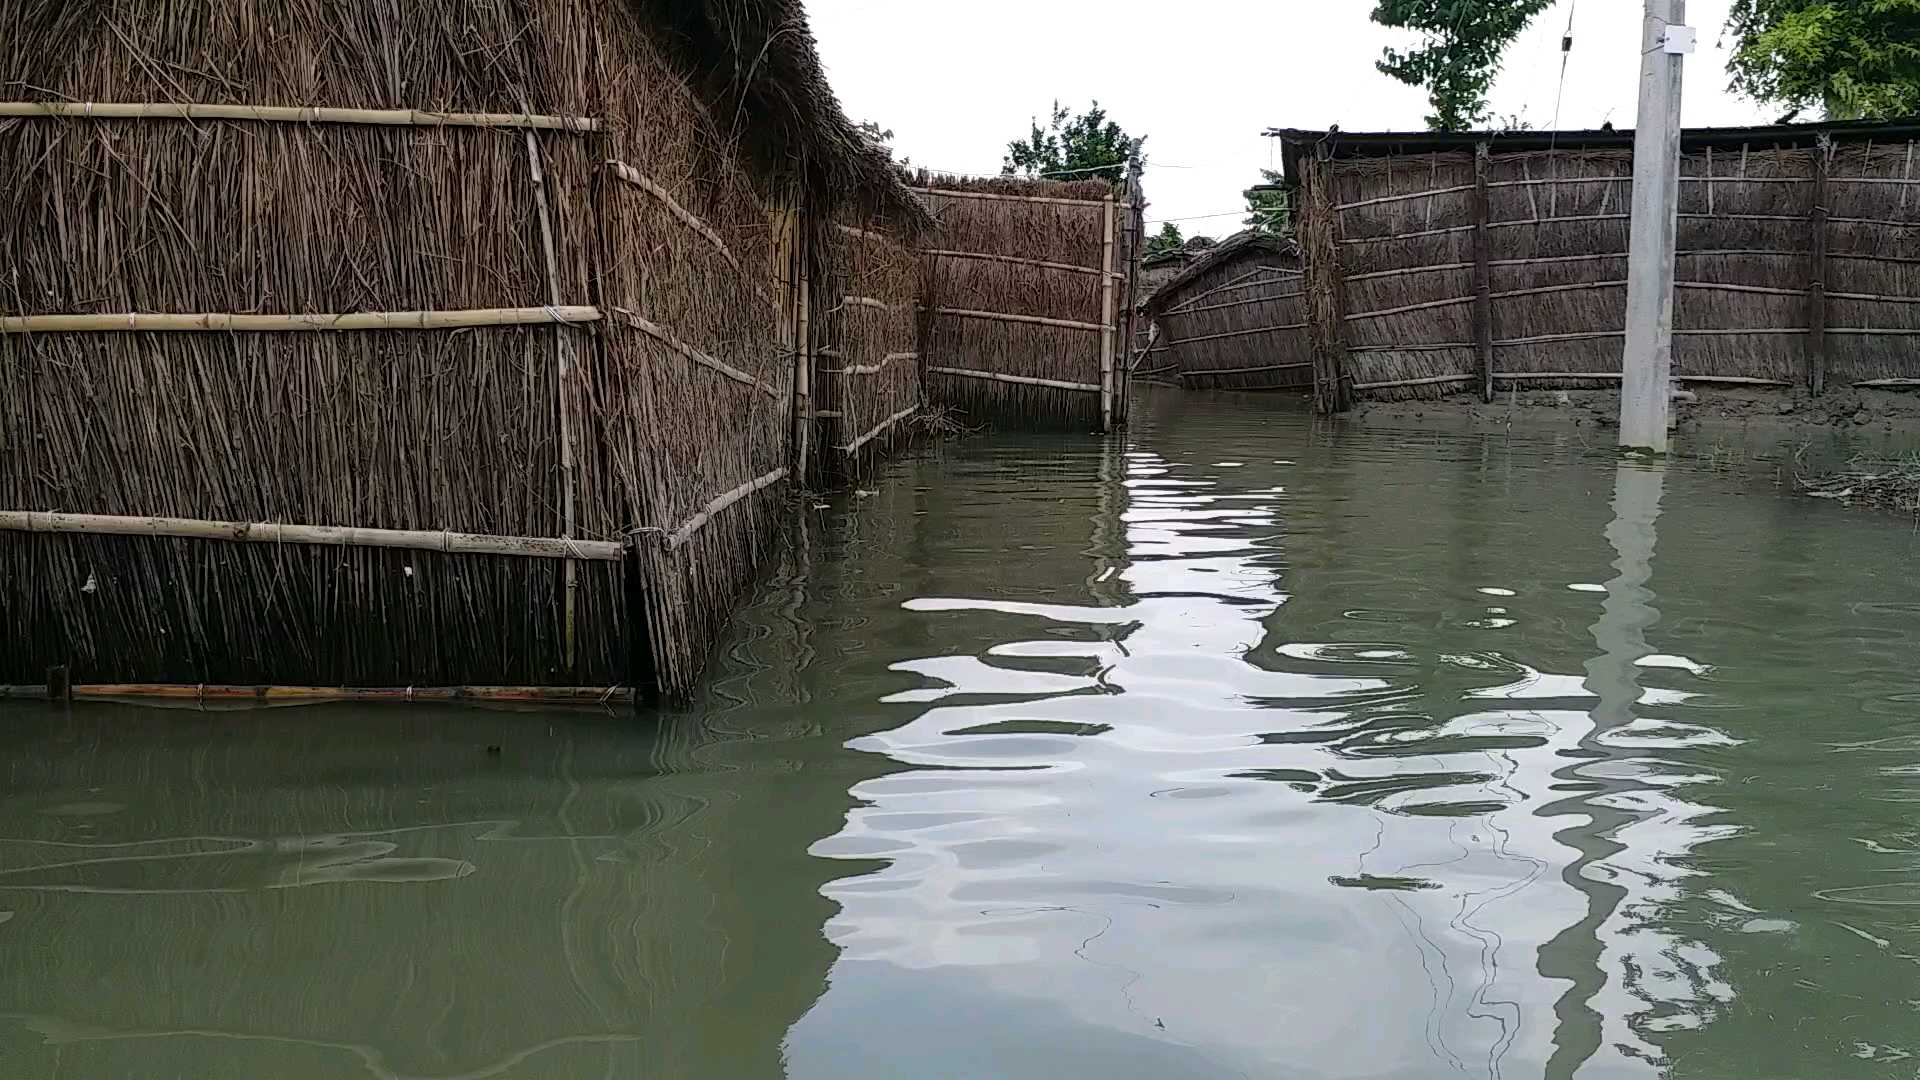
5, 391, 1920, 1079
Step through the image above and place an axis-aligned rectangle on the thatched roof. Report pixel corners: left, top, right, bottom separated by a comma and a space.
1143, 230, 1299, 316
648, 0, 930, 231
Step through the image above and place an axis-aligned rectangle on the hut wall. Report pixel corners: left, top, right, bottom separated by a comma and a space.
0, 0, 904, 700
1150, 251, 1309, 392
915, 177, 1122, 430
817, 222, 928, 476
1310, 135, 1920, 402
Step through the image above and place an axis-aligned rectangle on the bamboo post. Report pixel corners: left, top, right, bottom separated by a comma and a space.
1807, 134, 1831, 397
1472, 142, 1495, 403
1099, 193, 1118, 433
525, 132, 578, 673
46, 665, 69, 706
1120, 164, 1145, 423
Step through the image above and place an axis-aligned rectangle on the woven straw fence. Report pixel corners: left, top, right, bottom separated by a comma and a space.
1143, 238, 1309, 392
1305, 137, 1920, 402
0, 0, 911, 700
817, 221, 927, 475
913, 175, 1127, 431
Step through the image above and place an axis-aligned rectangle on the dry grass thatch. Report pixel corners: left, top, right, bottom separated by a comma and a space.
912, 172, 1121, 430
1800, 455, 1920, 516
0, 0, 926, 699
1142, 230, 1307, 392
1287, 128, 1920, 403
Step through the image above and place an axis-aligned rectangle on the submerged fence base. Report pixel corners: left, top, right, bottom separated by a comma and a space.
1, 683, 637, 708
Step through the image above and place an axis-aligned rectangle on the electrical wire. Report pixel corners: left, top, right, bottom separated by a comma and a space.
1549, 0, 1578, 130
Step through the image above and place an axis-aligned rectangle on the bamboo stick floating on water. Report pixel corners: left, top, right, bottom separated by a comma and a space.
0, 307, 603, 333
0, 510, 626, 560
0, 101, 601, 131
928, 367, 1102, 393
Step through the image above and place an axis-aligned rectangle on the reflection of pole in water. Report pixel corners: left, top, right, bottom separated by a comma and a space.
1087, 433, 1131, 611
1543, 461, 1666, 1079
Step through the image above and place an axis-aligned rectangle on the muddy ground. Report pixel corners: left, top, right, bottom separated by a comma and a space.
1348, 385, 1920, 442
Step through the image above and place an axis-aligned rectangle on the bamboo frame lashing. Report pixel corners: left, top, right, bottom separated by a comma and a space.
0, 100, 601, 131
1099, 193, 1117, 433
0, 510, 626, 561
0, 307, 603, 333
526, 132, 579, 672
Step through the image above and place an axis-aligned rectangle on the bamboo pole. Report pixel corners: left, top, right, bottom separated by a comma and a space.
1303, 144, 1353, 412
607, 161, 741, 272
834, 222, 900, 244
1473, 142, 1495, 403
828, 352, 918, 376
0, 510, 625, 560
1809, 136, 1831, 396
0, 684, 636, 706
928, 367, 1101, 393
1854, 378, 1920, 387
0, 307, 602, 333
1168, 321, 1310, 345
0, 100, 601, 131
1195, 361, 1315, 376
839, 405, 919, 455
1158, 266, 1301, 314
923, 249, 1108, 277
910, 186, 1110, 208
613, 308, 781, 399
1099, 193, 1117, 433
664, 468, 789, 550
526, 132, 578, 674
796, 226, 814, 477
841, 295, 892, 311
1159, 291, 1305, 318
925, 307, 1105, 332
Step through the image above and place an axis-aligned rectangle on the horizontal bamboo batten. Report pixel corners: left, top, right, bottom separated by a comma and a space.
834, 223, 900, 244
1173, 321, 1308, 345
1162, 291, 1305, 317
1336, 174, 1920, 213
928, 366, 1101, 393
911, 186, 1112, 208
0, 510, 625, 561
841, 295, 893, 311
662, 468, 788, 551
927, 307, 1105, 332
829, 352, 917, 376
1351, 372, 1793, 391
0, 100, 601, 131
607, 161, 742, 271
839, 405, 919, 455
0, 307, 602, 333
1, 683, 635, 706
1204, 361, 1314, 376
613, 308, 780, 399
925, 249, 1106, 277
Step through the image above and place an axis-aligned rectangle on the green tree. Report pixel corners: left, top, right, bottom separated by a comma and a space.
1003, 101, 1144, 185
1145, 222, 1185, 258
1729, 0, 1920, 119
1244, 169, 1292, 235
1371, 0, 1554, 130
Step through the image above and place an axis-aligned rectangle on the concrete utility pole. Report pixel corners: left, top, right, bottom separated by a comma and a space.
1620, 0, 1691, 452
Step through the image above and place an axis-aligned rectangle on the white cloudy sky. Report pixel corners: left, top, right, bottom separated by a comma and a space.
810, 0, 1776, 234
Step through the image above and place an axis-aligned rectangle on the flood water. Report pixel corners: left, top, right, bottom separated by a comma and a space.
4, 390, 1920, 1079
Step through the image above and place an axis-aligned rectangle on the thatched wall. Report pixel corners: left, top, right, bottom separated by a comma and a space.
915, 175, 1125, 430
0, 0, 924, 700
1142, 231, 1308, 392
1279, 124, 1920, 404
817, 220, 927, 476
